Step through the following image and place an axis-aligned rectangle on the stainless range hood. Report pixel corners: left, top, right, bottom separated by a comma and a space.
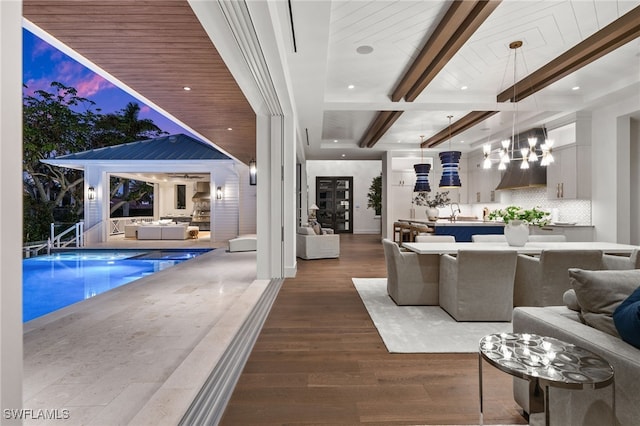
192, 181, 211, 200
495, 128, 547, 190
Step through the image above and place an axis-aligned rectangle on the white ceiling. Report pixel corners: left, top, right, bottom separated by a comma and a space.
280, 0, 640, 161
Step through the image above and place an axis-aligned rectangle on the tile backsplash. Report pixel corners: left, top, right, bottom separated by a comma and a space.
467, 188, 591, 225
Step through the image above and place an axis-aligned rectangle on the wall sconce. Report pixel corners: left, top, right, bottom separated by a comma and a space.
216, 186, 223, 200
249, 158, 257, 186
87, 186, 96, 201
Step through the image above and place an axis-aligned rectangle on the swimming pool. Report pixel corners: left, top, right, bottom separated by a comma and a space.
22, 249, 212, 322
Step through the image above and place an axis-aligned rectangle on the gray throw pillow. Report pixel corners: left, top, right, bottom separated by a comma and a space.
562, 289, 580, 311
569, 268, 640, 337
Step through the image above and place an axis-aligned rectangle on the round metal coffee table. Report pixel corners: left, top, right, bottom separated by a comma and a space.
478, 333, 615, 425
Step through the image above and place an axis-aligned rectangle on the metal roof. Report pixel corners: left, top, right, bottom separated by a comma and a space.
55, 134, 232, 161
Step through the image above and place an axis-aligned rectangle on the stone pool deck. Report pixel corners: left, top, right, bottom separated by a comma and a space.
23, 247, 264, 425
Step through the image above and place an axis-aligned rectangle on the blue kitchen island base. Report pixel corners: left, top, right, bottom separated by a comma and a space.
433, 225, 504, 242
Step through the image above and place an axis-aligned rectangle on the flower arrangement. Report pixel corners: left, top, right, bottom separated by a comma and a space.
488, 205, 550, 227
413, 191, 451, 208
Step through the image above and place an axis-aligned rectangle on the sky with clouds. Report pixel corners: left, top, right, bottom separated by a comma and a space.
23, 28, 188, 136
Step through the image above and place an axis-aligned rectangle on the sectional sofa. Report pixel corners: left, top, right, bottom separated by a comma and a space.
512, 268, 640, 426
133, 221, 199, 240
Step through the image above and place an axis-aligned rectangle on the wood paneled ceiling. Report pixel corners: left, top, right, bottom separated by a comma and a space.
23, 0, 256, 165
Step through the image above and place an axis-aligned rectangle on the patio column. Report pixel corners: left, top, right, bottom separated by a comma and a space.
0, 0, 24, 419
84, 167, 108, 244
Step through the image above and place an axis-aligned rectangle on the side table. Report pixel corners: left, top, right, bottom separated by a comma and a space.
478, 333, 614, 425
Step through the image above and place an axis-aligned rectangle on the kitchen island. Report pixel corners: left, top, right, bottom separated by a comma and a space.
398, 218, 504, 242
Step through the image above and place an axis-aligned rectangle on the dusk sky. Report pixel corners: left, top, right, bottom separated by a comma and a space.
22, 28, 189, 136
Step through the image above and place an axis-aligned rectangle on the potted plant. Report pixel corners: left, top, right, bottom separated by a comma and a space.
413, 191, 450, 220
367, 174, 382, 217
488, 205, 550, 246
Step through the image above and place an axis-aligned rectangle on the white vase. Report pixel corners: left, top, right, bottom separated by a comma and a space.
504, 220, 529, 246
426, 207, 439, 221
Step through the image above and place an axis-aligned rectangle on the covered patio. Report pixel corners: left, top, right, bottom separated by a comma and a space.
42, 133, 257, 248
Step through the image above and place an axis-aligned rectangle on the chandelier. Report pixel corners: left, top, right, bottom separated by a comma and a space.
413, 136, 431, 192
439, 115, 462, 188
483, 41, 554, 170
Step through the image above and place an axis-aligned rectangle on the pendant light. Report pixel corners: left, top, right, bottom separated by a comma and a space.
439, 115, 461, 188
413, 136, 431, 192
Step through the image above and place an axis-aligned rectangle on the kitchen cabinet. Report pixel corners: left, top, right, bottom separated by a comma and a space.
546, 144, 591, 199
391, 170, 415, 187
468, 166, 500, 203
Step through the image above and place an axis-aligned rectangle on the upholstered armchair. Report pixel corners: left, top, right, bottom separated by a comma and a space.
414, 235, 455, 242
471, 234, 506, 242
382, 238, 439, 306
513, 250, 604, 307
527, 235, 567, 242
439, 250, 517, 321
296, 226, 340, 260
603, 248, 640, 270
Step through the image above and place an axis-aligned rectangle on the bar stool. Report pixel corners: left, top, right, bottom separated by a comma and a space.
393, 222, 403, 243
410, 224, 433, 241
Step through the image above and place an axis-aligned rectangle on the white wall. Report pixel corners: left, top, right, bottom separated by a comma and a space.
237, 162, 257, 236
159, 181, 198, 218
631, 118, 640, 245
1, 0, 24, 414
306, 160, 382, 234
591, 93, 640, 243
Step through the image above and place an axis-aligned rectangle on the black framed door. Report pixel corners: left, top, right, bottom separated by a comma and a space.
316, 176, 353, 234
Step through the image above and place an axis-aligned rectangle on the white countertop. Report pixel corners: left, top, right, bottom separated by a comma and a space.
399, 218, 504, 227
402, 241, 639, 255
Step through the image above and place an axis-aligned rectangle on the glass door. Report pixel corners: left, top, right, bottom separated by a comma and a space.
316, 177, 353, 233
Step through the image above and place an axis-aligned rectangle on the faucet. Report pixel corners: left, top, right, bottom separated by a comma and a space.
450, 203, 461, 222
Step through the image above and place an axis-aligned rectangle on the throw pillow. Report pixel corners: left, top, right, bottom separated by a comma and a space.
613, 285, 640, 349
310, 221, 322, 235
562, 289, 580, 311
569, 268, 640, 337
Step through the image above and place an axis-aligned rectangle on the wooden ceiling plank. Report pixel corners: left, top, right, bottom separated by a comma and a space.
405, 0, 502, 102
357, 111, 403, 148
390, 0, 477, 102
423, 111, 498, 148
497, 5, 640, 103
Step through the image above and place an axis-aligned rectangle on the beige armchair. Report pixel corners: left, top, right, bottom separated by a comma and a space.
296, 227, 340, 260
527, 235, 567, 242
603, 248, 640, 269
471, 234, 506, 242
514, 250, 604, 307
439, 250, 517, 321
382, 238, 439, 306
414, 235, 455, 242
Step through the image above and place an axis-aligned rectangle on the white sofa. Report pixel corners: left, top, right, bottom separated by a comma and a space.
296, 226, 339, 260
136, 222, 198, 240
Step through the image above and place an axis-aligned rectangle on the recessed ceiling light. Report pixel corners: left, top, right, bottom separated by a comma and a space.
356, 45, 374, 54
459, 140, 465, 144
460, 86, 468, 90
333, 139, 338, 143
348, 84, 355, 89
341, 154, 346, 158
227, 127, 233, 131
572, 86, 580, 91
183, 86, 191, 91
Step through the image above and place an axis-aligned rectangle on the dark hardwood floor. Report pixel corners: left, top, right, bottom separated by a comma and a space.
220, 234, 527, 425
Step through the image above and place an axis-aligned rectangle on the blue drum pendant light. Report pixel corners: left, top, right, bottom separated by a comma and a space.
439, 115, 462, 188
414, 136, 431, 192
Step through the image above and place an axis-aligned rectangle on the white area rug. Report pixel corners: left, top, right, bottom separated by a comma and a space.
352, 278, 512, 353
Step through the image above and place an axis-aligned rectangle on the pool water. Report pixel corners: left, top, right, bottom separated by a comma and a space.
22, 249, 212, 322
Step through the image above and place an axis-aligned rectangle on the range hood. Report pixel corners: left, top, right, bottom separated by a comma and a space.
495, 128, 547, 190
192, 181, 211, 200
